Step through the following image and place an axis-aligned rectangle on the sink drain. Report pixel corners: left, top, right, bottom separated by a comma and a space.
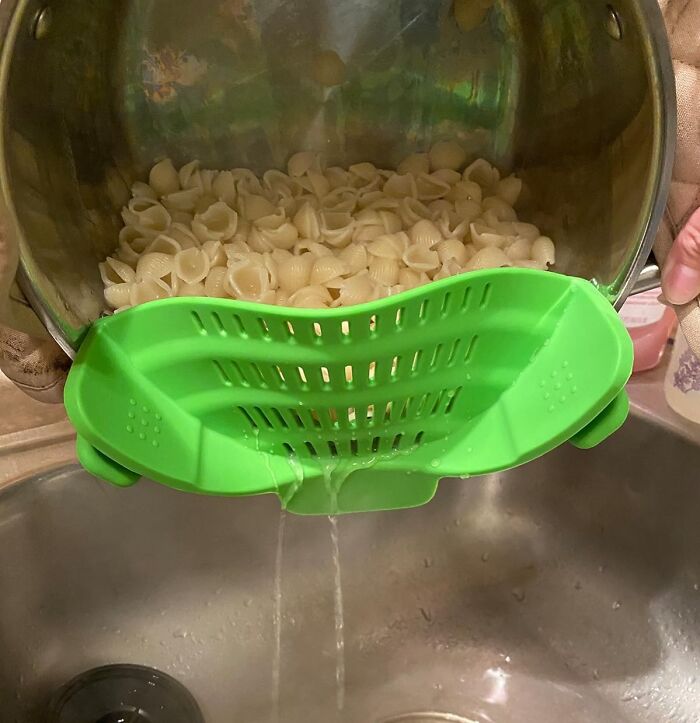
45, 664, 203, 723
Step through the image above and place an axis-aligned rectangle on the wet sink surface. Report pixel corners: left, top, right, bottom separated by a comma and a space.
0, 414, 699, 722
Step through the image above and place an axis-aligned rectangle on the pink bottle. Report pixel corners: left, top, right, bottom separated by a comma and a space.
619, 289, 676, 373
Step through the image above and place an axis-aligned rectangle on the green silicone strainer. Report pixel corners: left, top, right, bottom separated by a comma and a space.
64, 268, 633, 515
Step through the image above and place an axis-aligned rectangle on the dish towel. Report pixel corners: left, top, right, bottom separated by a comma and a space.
0, 0, 697, 402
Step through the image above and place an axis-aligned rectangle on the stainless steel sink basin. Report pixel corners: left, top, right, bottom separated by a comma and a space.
1, 411, 699, 722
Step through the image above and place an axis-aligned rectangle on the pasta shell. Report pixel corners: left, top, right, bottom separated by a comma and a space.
349, 162, 378, 181
212, 171, 237, 205
179, 281, 207, 297
174, 248, 211, 284
470, 222, 511, 249
397, 153, 430, 176
339, 243, 368, 273
482, 197, 518, 223
463, 159, 500, 189
116, 240, 140, 268
367, 233, 408, 260
453, 199, 482, 224
337, 274, 375, 307
179, 160, 201, 190
429, 141, 467, 172
162, 188, 201, 213
278, 253, 314, 294
532, 236, 556, 267
149, 159, 180, 197
294, 240, 332, 258
310, 256, 349, 286
431, 169, 462, 185
368, 257, 400, 286
383, 173, 417, 199
131, 181, 157, 200
288, 151, 322, 178
225, 262, 271, 302
307, 169, 330, 198
379, 211, 402, 234
201, 240, 227, 267
204, 266, 228, 297
136, 252, 173, 281
436, 238, 469, 266
321, 211, 355, 248
192, 201, 238, 242
409, 220, 443, 249
145, 235, 181, 256
321, 187, 357, 213
359, 193, 400, 212
167, 223, 200, 249
104, 282, 132, 309
293, 202, 321, 239
248, 227, 274, 253
505, 238, 532, 261
399, 197, 432, 227
402, 245, 440, 272
496, 175, 522, 206
399, 268, 430, 289
415, 173, 451, 201
289, 285, 332, 309
515, 259, 547, 270
99, 257, 136, 286
434, 258, 463, 281
465, 247, 511, 271
446, 180, 482, 203
129, 278, 171, 306
325, 166, 351, 189
261, 221, 299, 250
240, 194, 277, 222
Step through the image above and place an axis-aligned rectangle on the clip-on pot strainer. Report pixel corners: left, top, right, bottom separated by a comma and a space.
64, 268, 633, 515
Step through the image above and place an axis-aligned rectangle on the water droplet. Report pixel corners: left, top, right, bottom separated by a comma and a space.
431, 459, 440, 468
562, 360, 569, 368
598, 565, 606, 573
139, 433, 146, 440
539, 380, 546, 387
574, 580, 582, 590
572, 386, 578, 394
126, 425, 134, 433
544, 392, 551, 400
141, 419, 148, 426
555, 382, 562, 390
128, 411, 135, 419
481, 552, 490, 562
560, 396, 567, 404
567, 372, 574, 380
152, 441, 159, 448
423, 557, 433, 568
593, 669, 600, 680
694, 583, 699, 591
154, 426, 161, 434
142, 406, 149, 413
612, 601, 622, 610
433, 682, 443, 691
551, 370, 558, 377
548, 405, 556, 413
420, 607, 433, 622
130, 399, 137, 406
155, 413, 162, 421
244, 598, 253, 607
511, 587, 526, 603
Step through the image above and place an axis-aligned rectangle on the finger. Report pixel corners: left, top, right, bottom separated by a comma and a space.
662, 207, 700, 305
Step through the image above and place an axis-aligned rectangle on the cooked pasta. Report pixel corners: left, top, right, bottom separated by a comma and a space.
102, 143, 558, 311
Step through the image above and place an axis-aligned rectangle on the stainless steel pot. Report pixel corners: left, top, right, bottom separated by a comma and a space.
0, 0, 675, 356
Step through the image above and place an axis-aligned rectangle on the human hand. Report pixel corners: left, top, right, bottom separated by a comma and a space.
662, 207, 700, 306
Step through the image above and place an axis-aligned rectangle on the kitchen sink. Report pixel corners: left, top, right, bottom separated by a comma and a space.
0, 410, 699, 722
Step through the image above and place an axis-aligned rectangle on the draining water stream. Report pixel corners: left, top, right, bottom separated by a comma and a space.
271, 510, 286, 723
270, 511, 346, 720
329, 514, 346, 714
